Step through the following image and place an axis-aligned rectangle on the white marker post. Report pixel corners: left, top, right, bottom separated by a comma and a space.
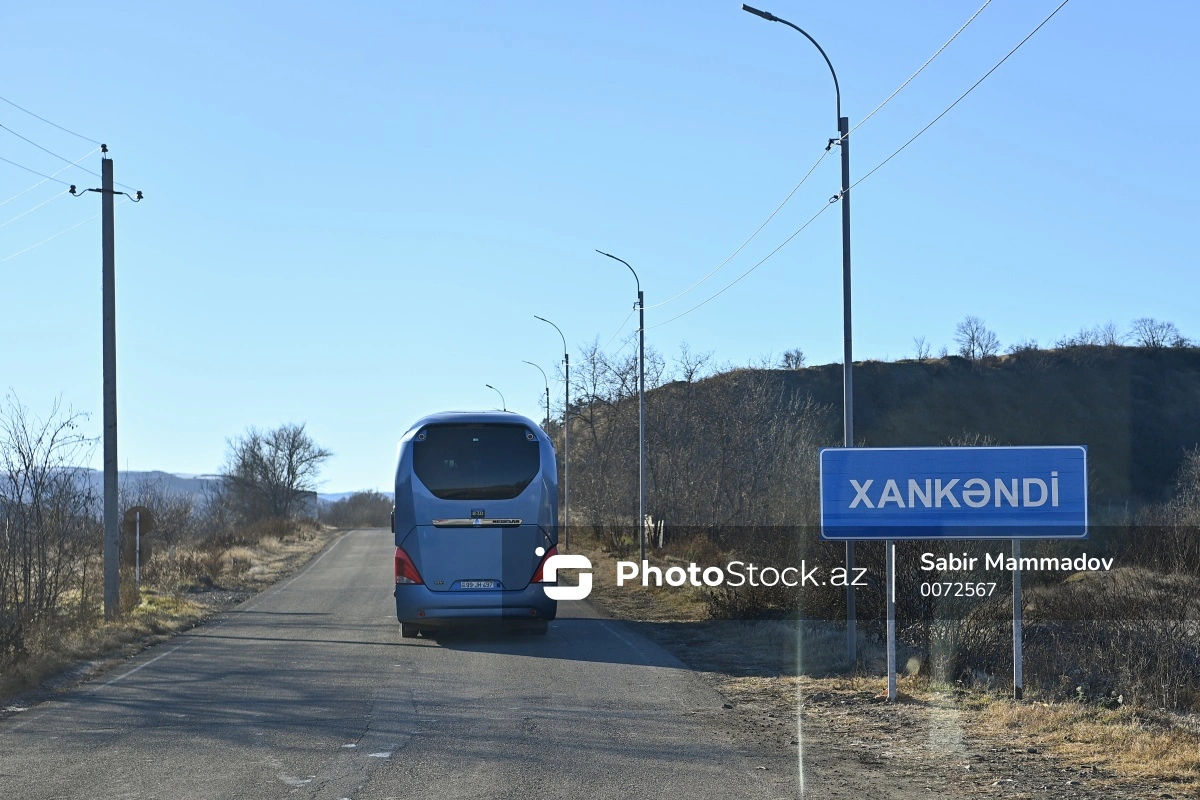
135, 510, 142, 586
1012, 538, 1023, 700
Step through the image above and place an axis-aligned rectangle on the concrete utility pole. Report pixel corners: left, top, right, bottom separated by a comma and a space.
101, 154, 118, 618
71, 148, 141, 619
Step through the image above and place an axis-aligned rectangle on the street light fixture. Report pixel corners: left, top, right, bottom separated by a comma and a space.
521, 360, 550, 429
596, 249, 646, 564
534, 315, 571, 550
485, 384, 506, 411
742, 3, 859, 666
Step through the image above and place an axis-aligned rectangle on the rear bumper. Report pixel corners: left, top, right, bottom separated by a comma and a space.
394, 583, 557, 625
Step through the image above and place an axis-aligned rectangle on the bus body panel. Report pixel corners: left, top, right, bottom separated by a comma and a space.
399, 524, 550, 592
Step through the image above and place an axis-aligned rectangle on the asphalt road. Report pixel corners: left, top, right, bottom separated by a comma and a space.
0, 529, 797, 799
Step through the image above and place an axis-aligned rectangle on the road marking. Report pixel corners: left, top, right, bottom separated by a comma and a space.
104, 644, 187, 686
597, 620, 658, 664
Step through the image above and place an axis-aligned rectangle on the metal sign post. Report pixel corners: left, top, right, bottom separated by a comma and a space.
886, 539, 896, 701
122, 506, 155, 602
1012, 538, 1023, 700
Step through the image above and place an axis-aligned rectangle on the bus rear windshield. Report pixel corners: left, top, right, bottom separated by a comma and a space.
412, 424, 541, 500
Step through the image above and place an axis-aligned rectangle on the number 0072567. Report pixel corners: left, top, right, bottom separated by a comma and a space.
919, 582, 997, 598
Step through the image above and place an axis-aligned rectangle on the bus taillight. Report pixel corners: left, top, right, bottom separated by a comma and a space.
531, 545, 558, 583
395, 547, 424, 585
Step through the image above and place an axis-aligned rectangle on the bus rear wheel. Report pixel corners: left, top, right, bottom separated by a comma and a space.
401, 623, 422, 639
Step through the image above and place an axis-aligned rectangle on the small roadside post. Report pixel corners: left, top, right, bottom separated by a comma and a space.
122, 506, 156, 590
820, 446, 1088, 702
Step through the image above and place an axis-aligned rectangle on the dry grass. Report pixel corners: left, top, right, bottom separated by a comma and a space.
966, 698, 1200, 789
562, 533, 709, 622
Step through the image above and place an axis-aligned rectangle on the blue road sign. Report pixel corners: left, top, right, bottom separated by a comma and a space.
819, 446, 1088, 540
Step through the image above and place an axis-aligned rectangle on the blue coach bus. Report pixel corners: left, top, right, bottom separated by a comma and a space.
392, 411, 560, 637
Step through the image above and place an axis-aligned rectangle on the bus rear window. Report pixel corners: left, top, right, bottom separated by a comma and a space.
412, 424, 541, 500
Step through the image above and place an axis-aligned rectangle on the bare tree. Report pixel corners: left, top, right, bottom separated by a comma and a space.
913, 336, 931, 361
1129, 318, 1182, 349
780, 348, 806, 370
954, 316, 1000, 360
1006, 338, 1039, 355
0, 395, 98, 663
675, 343, 714, 383
1055, 326, 1101, 348
221, 423, 331, 523
1098, 321, 1125, 347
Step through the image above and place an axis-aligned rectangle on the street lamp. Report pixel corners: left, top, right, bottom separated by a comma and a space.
535, 315, 571, 550
485, 384, 506, 411
521, 360, 550, 429
742, 4, 859, 665
596, 249, 646, 564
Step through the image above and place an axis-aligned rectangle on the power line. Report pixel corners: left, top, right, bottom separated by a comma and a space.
0, 121, 119, 187
0, 95, 102, 145
600, 307, 637, 351
0, 148, 99, 207
840, 0, 995, 143
648, 203, 833, 330
0, 189, 68, 229
642, 0, 994, 313
846, 0, 1072, 195
0, 196, 129, 264
0, 154, 74, 186
647, 0, 1072, 333
645, 149, 830, 310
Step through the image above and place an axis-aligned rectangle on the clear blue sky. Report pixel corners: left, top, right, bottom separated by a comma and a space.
2, 1, 1196, 493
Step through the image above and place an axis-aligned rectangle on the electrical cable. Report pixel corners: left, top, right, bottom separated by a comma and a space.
646, 0, 1072, 333
648, 203, 833, 330
600, 307, 637, 352
844, 0, 1072, 196
838, 0, 995, 143
0, 124, 136, 191
642, 0, 993, 312
0, 95, 103, 145
0, 154, 74, 186
0, 196, 128, 264
0, 189, 68, 229
644, 149, 829, 310
0, 148, 99, 207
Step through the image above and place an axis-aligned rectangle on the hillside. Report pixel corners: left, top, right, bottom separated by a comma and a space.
707, 346, 1200, 508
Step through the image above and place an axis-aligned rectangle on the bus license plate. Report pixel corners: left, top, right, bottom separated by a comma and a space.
460, 580, 496, 589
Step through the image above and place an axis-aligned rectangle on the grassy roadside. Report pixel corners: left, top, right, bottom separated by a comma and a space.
0, 524, 341, 712
567, 531, 1200, 793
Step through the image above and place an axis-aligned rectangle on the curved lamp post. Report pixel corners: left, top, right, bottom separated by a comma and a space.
596, 249, 646, 564
535, 315, 571, 550
485, 384, 506, 412
742, 4, 859, 668
521, 360, 550, 429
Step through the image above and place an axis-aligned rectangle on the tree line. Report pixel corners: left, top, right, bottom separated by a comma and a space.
0, 394, 332, 667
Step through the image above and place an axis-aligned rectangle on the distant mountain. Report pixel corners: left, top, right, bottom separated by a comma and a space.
74, 470, 390, 504
77, 469, 222, 499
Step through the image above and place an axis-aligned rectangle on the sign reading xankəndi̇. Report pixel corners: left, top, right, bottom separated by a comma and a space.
819, 446, 1088, 540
